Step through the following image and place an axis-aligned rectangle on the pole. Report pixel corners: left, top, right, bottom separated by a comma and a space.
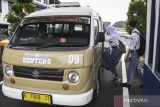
47, 0, 49, 8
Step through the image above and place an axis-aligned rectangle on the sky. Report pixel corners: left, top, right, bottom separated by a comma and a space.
60, 0, 131, 24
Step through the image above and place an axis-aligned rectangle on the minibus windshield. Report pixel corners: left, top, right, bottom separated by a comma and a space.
10, 16, 91, 48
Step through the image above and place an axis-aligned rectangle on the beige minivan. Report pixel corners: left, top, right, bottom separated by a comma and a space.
2, 3, 104, 106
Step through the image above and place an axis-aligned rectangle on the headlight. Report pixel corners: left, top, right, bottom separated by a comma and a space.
68, 71, 80, 83
5, 65, 13, 77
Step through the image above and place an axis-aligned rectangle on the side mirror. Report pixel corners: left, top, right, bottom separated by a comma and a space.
96, 32, 105, 42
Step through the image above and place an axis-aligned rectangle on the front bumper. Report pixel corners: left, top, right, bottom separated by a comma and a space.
2, 84, 93, 106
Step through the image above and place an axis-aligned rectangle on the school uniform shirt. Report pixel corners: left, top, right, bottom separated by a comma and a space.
128, 28, 140, 51
104, 33, 119, 48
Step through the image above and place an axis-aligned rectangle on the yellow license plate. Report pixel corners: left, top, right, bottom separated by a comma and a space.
22, 92, 52, 104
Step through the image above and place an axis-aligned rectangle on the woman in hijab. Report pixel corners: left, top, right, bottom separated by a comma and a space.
102, 25, 122, 81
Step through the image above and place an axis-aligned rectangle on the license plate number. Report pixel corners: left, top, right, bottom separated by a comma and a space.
22, 92, 52, 104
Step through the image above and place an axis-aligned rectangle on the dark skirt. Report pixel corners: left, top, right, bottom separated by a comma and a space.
101, 47, 122, 73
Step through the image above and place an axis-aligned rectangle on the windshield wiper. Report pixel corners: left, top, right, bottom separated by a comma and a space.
8, 43, 42, 48
36, 42, 60, 50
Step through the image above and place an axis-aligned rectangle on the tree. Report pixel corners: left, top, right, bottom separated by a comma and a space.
5, 0, 36, 31
126, 0, 147, 38
113, 21, 126, 28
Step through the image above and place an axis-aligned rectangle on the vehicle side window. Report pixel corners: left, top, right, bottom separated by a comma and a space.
54, 24, 63, 33
63, 24, 69, 33
19, 24, 39, 38
74, 24, 83, 32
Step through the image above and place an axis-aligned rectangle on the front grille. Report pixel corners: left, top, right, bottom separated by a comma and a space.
13, 66, 64, 81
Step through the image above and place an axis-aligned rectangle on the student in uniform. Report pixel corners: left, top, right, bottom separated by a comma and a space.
102, 25, 122, 81
120, 20, 143, 88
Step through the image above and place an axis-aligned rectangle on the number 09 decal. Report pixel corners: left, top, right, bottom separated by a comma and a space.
69, 55, 80, 64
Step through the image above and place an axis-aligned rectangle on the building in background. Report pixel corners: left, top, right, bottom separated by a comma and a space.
0, 0, 56, 38
0, 0, 9, 39
143, 0, 160, 94
33, 0, 49, 9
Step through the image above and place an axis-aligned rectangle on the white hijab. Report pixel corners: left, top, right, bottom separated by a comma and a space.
104, 25, 120, 49
105, 25, 119, 36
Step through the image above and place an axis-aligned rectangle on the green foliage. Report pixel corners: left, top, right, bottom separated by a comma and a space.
126, 0, 147, 38
11, 2, 36, 15
5, 0, 36, 32
5, 12, 21, 24
12, 2, 23, 15
113, 21, 126, 28
5, 12, 21, 31
25, 3, 36, 13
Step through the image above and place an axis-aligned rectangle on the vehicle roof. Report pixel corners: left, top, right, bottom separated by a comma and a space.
25, 6, 97, 18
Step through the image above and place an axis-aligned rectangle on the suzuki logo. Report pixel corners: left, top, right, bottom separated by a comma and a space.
32, 70, 40, 79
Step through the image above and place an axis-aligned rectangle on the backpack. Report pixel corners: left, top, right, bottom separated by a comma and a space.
133, 31, 146, 56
